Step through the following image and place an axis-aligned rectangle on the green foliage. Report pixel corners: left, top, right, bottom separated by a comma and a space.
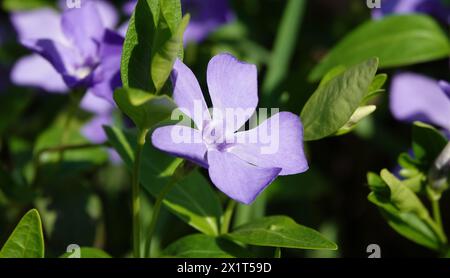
162, 234, 252, 258
301, 58, 379, 141
0, 209, 44, 258
2, 0, 54, 11
227, 216, 337, 250
121, 0, 188, 93
104, 126, 222, 236
412, 122, 448, 168
367, 170, 446, 250
61, 247, 111, 258
309, 15, 450, 81
114, 87, 176, 131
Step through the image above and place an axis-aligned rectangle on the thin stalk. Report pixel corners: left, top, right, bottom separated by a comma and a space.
431, 198, 443, 233
220, 199, 237, 234
144, 175, 179, 258
132, 129, 148, 258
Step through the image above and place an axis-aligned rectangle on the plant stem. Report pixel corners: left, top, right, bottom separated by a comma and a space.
220, 199, 237, 234
132, 129, 148, 258
145, 175, 178, 258
274, 247, 281, 258
431, 198, 443, 233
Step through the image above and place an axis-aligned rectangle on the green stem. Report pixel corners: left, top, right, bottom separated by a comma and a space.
132, 129, 148, 258
145, 175, 179, 258
431, 198, 443, 233
274, 247, 281, 258
221, 199, 237, 234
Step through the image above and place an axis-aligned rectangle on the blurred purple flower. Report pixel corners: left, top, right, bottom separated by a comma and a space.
121, 0, 233, 43
151, 54, 308, 204
372, 0, 450, 24
10, 0, 123, 161
390, 72, 450, 133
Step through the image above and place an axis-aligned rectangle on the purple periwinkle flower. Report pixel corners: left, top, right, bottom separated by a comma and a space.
10, 1, 122, 159
390, 72, 450, 133
151, 54, 308, 204
11, 0, 123, 104
372, 0, 450, 24
121, 0, 233, 43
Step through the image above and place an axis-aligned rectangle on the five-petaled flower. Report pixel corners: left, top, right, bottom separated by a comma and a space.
10, 0, 123, 155
151, 53, 308, 204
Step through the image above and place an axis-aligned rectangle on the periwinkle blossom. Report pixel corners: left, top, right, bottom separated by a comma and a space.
390, 72, 450, 134
372, 0, 450, 24
121, 0, 233, 43
10, 1, 123, 153
151, 54, 308, 204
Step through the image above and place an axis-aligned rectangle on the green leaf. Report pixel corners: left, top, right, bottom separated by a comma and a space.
362, 74, 388, 103
368, 170, 446, 250
334, 105, 377, 136
162, 234, 252, 258
380, 169, 429, 218
61, 247, 111, 258
412, 122, 448, 167
309, 15, 450, 81
368, 193, 441, 250
301, 58, 379, 141
262, 0, 306, 97
104, 126, 222, 236
114, 87, 176, 130
121, 0, 188, 92
227, 216, 337, 250
0, 209, 44, 258
34, 113, 108, 166
2, 0, 53, 11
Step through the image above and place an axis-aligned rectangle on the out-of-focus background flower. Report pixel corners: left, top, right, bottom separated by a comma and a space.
0, 0, 449, 257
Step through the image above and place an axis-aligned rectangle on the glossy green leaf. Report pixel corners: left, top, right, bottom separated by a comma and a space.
121, 0, 187, 92
227, 216, 337, 250
301, 58, 379, 141
368, 170, 445, 250
0, 209, 44, 258
162, 234, 252, 258
380, 169, 429, 217
368, 193, 441, 250
309, 15, 450, 81
104, 126, 222, 236
61, 247, 111, 258
114, 87, 176, 130
412, 122, 448, 167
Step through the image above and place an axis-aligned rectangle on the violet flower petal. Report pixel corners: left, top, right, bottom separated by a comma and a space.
182, 0, 234, 43
231, 112, 309, 176
390, 72, 450, 132
439, 80, 450, 98
172, 59, 210, 129
61, 1, 105, 58
20, 38, 79, 82
206, 53, 257, 132
81, 113, 112, 143
80, 91, 114, 115
11, 54, 68, 93
59, 0, 119, 29
11, 8, 66, 42
207, 149, 281, 204
151, 125, 208, 167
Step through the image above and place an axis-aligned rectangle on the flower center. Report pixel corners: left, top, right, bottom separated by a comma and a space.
202, 121, 234, 151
